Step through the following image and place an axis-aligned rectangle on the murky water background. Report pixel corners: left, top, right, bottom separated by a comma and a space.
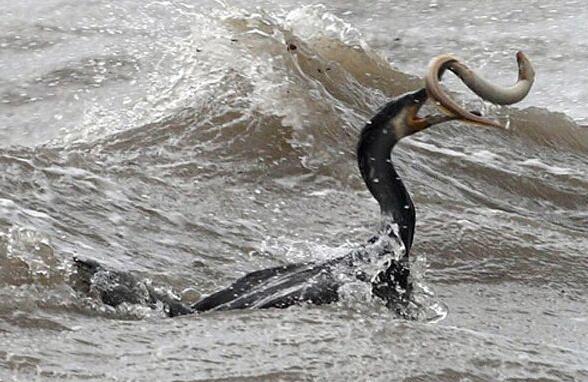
1, 0, 587, 381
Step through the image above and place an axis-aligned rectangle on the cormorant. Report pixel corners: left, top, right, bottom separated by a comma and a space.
72, 52, 534, 317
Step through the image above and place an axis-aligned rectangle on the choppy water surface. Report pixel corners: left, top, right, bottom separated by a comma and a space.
1, 0, 587, 381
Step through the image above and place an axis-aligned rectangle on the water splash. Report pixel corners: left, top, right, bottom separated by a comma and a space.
0, 226, 63, 286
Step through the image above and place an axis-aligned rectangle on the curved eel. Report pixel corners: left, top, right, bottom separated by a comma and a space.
425, 51, 535, 128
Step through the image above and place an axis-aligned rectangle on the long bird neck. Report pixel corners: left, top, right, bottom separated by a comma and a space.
357, 102, 415, 254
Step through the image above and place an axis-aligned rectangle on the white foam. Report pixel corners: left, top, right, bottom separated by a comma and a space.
520, 158, 577, 176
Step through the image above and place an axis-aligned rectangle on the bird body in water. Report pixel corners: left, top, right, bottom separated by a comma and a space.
73, 89, 429, 317
72, 52, 534, 317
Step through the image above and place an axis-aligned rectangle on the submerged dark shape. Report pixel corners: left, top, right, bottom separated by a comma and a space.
71, 89, 462, 317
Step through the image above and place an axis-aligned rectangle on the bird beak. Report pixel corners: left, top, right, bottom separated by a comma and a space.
404, 88, 490, 134
405, 89, 432, 132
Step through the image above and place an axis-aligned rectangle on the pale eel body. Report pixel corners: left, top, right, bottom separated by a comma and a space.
425, 51, 535, 128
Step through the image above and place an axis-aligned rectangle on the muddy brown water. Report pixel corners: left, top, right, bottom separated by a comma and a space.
0, 1, 587, 381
